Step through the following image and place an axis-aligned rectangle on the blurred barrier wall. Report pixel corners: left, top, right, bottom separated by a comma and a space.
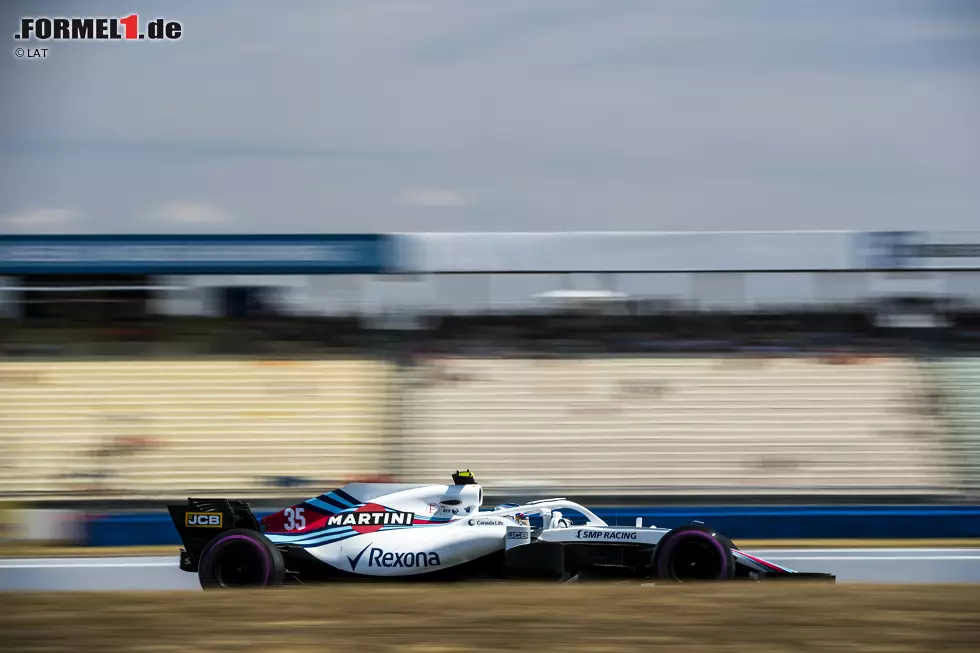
932, 358, 980, 493
0, 359, 392, 498
81, 505, 980, 546
401, 356, 959, 497
0, 355, 973, 501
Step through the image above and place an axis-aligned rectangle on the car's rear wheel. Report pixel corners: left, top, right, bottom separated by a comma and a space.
652, 525, 736, 582
198, 529, 285, 590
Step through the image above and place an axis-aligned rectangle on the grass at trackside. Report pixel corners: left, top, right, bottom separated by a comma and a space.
2, 584, 979, 652
3, 539, 980, 558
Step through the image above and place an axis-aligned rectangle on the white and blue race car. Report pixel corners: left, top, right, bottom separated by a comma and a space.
168, 471, 835, 588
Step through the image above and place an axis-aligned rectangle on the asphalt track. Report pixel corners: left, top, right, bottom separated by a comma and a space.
1, 548, 979, 590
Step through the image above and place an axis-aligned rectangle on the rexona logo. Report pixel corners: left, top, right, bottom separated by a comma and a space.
368, 548, 440, 569
347, 542, 441, 571
327, 503, 414, 534
185, 513, 222, 528
576, 530, 637, 541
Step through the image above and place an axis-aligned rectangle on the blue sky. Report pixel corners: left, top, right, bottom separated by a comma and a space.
1, 0, 978, 234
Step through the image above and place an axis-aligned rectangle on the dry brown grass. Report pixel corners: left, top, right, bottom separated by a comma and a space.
2, 583, 979, 652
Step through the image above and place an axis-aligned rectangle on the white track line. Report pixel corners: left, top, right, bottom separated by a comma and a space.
747, 549, 980, 554
0, 561, 175, 569
759, 556, 980, 561
3, 551, 980, 569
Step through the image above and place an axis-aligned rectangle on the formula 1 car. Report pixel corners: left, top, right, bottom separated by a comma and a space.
168, 471, 835, 589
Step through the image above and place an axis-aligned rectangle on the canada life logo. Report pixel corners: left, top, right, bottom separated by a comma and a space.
14, 15, 182, 41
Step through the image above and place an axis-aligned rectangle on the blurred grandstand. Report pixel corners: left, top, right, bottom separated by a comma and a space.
1, 231, 980, 509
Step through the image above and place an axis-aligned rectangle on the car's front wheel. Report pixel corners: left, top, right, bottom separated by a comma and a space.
651, 525, 736, 582
197, 528, 285, 590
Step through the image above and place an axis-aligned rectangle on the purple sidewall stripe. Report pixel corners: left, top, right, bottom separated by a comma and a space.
210, 534, 272, 584
657, 530, 729, 579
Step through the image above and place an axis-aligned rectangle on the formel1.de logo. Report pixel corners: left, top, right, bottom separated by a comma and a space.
14, 15, 182, 41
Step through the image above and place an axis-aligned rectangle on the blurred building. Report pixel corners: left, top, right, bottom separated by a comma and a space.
2, 230, 980, 323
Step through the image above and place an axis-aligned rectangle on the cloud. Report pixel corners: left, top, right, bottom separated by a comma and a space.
2, 208, 80, 227
149, 201, 231, 224
1, 0, 978, 233
400, 189, 469, 208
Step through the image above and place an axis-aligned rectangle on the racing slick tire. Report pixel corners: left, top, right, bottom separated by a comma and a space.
197, 528, 285, 590
651, 524, 736, 582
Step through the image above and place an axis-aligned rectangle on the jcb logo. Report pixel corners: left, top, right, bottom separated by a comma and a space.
186, 513, 223, 528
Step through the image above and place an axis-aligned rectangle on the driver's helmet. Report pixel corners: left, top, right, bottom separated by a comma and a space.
513, 512, 529, 526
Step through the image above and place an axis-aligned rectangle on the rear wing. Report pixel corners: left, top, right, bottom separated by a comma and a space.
167, 498, 261, 572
